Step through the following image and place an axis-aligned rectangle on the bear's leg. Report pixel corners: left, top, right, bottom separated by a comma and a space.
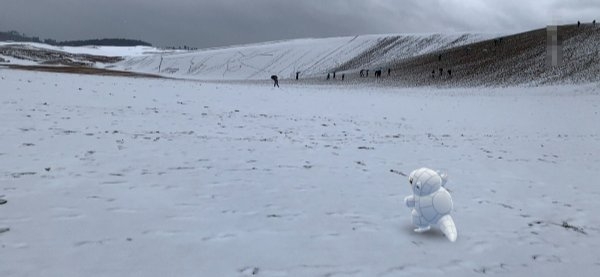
412, 210, 431, 232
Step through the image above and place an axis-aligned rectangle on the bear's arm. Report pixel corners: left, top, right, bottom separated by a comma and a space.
404, 195, 415, 207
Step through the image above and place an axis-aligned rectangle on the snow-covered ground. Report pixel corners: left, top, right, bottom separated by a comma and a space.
1, 69, 600, 276
115, 34, 496, 80
0, 42, 162, 57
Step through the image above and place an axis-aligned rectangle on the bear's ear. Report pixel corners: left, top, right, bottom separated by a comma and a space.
438, 171, 448, 187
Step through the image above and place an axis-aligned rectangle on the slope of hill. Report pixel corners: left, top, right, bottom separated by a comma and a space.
113, 34, 495, 80
0, 42, 161, 59
361, 24, 600, 86
0, 43, 124, 66
2, 25, 599, 86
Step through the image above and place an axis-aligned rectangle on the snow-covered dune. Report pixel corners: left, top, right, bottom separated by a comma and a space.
0, 42, 175, 68
383, 24, 600, 86
1, 34, 494, 81
3, 26, 598, 85
113, 34, 495, 80
0, 42, 161, 58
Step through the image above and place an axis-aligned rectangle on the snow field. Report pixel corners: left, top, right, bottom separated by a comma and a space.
1, 69, 600, 276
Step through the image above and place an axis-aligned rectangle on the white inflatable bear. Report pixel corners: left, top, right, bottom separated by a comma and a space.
404, 168, 457, 242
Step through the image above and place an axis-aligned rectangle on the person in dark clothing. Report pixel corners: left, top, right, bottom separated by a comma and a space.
333, 72, 336, 79
447, 69, 452, 77
296, 71, 300, 80
438, 54, 442, 61
578, 21, 581, 27
342, 74, 345, 81
366, 70, 369, 77
360, 69, 364, 77
327, 73, 330, 80
271, 75, 279, 87
388, 68, 391, 76
375, 70, 382, 78
431, 70, 435, 78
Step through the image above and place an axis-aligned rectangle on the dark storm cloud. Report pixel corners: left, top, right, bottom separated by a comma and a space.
1, 0, 598, 48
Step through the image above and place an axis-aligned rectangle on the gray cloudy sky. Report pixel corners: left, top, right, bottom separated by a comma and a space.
1, 0, 598, 48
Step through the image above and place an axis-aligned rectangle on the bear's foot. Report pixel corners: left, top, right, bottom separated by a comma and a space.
414, 226, 431, 233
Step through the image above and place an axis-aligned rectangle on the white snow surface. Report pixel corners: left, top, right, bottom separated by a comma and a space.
0, 42, 162, 57
1, 69, 600, 276
113, 34, 497, 80
2, 33, 498, 80
0, 54, 39, 66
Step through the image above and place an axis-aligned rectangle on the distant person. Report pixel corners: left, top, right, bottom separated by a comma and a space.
448, 69, 452, 77
360, 69, 364, 77
271, 75, 279, 87
578, 21, 581, 28
333, 72, 336, 79
431, 70, 435, 78
296, 71, 300, 80
366, 70, 369, 77
327, 73, 331, 80
375, 70, 382, 78
388, 68, 391, 76
342, 74, 345, 81
438, 54, 442, 61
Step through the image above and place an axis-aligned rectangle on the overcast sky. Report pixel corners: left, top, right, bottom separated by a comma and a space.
1, 0, 598, 48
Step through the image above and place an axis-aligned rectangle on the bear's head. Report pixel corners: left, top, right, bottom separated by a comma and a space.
408, 167, 444, 196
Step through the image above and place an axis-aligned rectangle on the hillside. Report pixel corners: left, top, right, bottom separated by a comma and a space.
2, 25, 599, 86
338, 24, 600, 86
0, 44, 123, 66
0, 42, 165, 67
113, 34, 495, 80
